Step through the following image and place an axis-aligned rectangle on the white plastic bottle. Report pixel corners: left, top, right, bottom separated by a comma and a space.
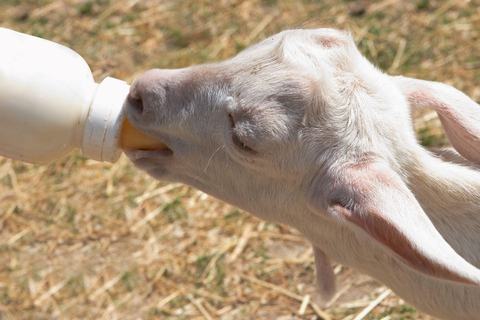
0, 27, 163, 164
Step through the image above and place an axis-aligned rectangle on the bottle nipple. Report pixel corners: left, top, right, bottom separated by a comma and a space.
120, 118, 166, 150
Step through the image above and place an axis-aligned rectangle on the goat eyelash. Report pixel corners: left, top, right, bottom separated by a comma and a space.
232, 129, 254, 152
228, 114, 255, 153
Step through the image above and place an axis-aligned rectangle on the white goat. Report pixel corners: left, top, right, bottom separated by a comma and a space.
124, 28, 480, 319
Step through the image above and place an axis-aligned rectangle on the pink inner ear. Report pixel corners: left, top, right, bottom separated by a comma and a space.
331, 203, 475, 284
408, 89, 480, 164
437, 113, 480, 164
395, 77, 480, 164
325, 161, 480, 286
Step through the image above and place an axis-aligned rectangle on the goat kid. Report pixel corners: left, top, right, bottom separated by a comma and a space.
124, 29, 480, 319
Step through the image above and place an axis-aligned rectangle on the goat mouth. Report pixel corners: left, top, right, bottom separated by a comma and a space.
120, 118, 168, 151
120, 118, 174, 162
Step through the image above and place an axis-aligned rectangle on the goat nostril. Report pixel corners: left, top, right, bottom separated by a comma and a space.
127, 93, 144, 115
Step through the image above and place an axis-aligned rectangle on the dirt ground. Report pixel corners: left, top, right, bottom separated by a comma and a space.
1, 0, 479, 319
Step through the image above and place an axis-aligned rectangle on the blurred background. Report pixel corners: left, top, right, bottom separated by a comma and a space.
0, 0, 479, 319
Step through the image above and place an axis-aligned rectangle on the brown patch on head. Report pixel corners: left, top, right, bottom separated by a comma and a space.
312, 34, 344, 48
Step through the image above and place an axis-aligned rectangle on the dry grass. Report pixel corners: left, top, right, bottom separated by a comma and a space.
1, 0, 479, 319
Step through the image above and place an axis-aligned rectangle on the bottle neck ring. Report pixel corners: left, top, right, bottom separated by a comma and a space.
82, 77, 130, 162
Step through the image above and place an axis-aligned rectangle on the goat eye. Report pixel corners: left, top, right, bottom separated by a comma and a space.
228, 114, 255, 153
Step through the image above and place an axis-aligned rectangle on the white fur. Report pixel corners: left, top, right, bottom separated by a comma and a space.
124, 29, 480, 319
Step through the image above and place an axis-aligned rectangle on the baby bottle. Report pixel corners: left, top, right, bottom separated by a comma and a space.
0, 27, 163, 164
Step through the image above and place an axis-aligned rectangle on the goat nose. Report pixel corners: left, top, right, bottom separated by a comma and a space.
125, 68, 191, 119
126, 69, 163, 118
127, 89, 144, 116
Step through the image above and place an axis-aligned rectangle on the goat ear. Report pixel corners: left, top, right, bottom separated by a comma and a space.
393, 76, 480, 164
308, 161, 480, 285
